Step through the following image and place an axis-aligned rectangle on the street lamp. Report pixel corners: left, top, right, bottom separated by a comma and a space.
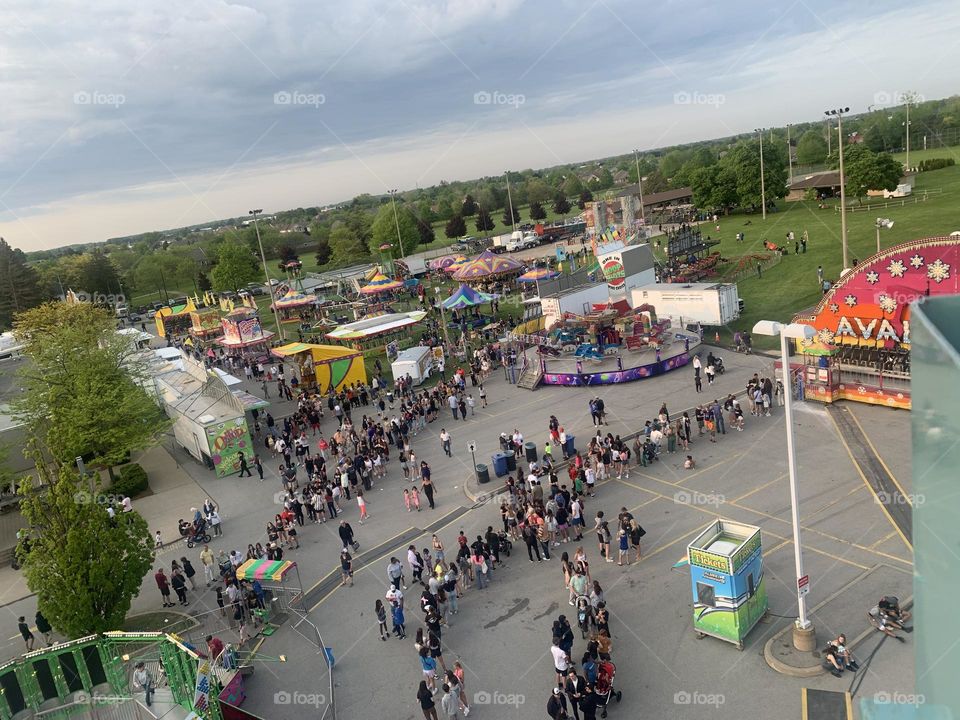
755, 129, 767, 220
250, 209, 285, 341
388, 190, 407, 261
786, 124, 794, 187
875, 218, 894, 253
632, 149, 646, 224
752, 320, 817, 650
825, 108, 851, 270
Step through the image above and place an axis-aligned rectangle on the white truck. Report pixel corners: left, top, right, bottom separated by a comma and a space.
630, 282, 740, 326
506, 232, 540, 252
491, 230, 523, 253
390, 346, 434, 386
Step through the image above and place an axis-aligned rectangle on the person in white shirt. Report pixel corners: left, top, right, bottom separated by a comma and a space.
550, 639, 570, 687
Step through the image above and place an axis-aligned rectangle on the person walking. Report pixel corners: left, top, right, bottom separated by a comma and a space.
375, 599, 388, 640
440, 683, 459, 719
440, 429, 452, 457
35, 611, 53, 646
238, 452, 252, 477
254, 454, 264, 481
133, 662, 155, 707
548, 687, 570, 719
181, 557, 198, 590
171, 569, 189, 606
340, 549, 354, 587
417, 680, 439, 720
338, 520, 356, 551
200, 545, 216, 586
17, 616, 35, 651
422, 467, 436, 509
564, 670, 586, 720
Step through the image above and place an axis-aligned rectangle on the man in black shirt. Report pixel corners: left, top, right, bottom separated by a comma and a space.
547, 687, 569, 719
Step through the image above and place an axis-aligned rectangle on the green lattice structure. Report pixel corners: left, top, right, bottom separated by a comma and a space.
0, 631, 223, 719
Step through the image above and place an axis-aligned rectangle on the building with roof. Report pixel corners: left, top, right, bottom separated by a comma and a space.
585, 187, 693, 234
786, 171, 842, 201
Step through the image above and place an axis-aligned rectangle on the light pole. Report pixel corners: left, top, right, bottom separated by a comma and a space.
903, 98, 912, 172
755, 128, 767, 220
826, 108, 851, 270
752, 320, 816, 650
435, 286, 452, 354
389, 190, 407, 261
250, 208, 285, 341
786, 124, 794, 187
633, 149, 646, 224
467, 441, 478, 483
875, 218, 894, 253
505, 171, 517, 233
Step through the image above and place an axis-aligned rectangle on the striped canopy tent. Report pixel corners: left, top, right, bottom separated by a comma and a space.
441, 283, 498, 311
236, 558, 297, 582
517, 268, 561, 283
360, 272, 404, 295
431, 254, 467, 270
443, 257, 470, 273
452, 250, 524, 280
270, 289, 315, 310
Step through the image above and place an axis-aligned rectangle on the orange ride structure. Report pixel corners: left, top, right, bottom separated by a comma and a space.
792, 235, 960, 410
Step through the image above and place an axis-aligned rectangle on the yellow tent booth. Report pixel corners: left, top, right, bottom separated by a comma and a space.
270, 343, 367, 393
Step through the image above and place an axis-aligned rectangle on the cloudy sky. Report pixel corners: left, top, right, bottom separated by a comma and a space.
1, 0, 959, 251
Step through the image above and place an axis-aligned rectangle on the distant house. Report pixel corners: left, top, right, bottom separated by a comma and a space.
190, 246, 211, 267
786, 171, 842, 201
612, 169, 630, 186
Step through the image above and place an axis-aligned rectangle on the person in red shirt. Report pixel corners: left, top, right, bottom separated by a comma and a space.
206, 635, 225, 662
155, 569, 174, 608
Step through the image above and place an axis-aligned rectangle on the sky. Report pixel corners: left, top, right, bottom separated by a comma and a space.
1, 0, 959, 251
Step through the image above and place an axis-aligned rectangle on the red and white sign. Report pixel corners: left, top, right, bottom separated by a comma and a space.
798, 575, 810, 596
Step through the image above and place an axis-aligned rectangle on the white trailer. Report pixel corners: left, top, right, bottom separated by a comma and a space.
631, 282, 740, 326
391, 346, 434, 385
540, 283, 612, 329
491, 231, 523, 252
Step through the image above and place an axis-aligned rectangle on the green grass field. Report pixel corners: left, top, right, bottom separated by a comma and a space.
696, 163, 960, 349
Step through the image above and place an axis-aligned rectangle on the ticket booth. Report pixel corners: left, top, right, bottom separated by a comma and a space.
687, 519, 767, 650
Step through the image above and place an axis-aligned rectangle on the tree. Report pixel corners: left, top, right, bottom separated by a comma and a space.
831, 145, 903, 204
577, 189, 593, 209
328, 225, 369, 265
475, 209, 496, 233
562, 175, 585, 198
79, 250, 122, 298
17, 463, 154, 638
690, 164, 738, 211
314, 237, 332, 266
529, 201, 547, 221
0, 238, 45, 329
642, 170, 670, 193
863, 124, 887, 153
416, 217, 435, 246
445, 215, 467, 239
796, 130, 828, 165
12, 303, 170, 479
659, 150, 691, 178
725, 141, 788, 208
461, 195, 478, 217
196, 270, 212, 292
211, 241, 259, 292
501, 206, 520, 227
589, 168, 613, 190
277, 245, 299, 264
553, 193, 572, 215
370, 204, 419, 257
524, 178, 552, 205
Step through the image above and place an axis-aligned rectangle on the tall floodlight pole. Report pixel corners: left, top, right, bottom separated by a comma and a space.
753, 320, 816, 650
505, 172, 517, 233
826, 108, 851, 270
389, 189, 407, 261
633, 149, 646, 224
755, 129, 767, 220
250, 209, 284, 341
787, 124, 794, 186
902, 93, 915, 172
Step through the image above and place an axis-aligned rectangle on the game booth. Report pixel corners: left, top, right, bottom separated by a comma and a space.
792, 235, 960, 410
155, 297, 199, 338
189, 307, 224, 346
218, 307, 275, 360
687, 519, 768, 650
270, 289, 317, 327
269, 342, 367, 394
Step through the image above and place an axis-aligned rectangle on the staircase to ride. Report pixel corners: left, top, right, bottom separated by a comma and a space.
516, 362, 542, 390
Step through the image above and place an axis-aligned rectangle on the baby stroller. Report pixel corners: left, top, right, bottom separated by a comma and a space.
180, 518, 211, 548
594, 660, 622, 717
497, 530, 512, 557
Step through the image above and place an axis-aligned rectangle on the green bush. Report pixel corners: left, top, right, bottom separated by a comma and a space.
111, 463, 149, 498
917, 158, 955, 172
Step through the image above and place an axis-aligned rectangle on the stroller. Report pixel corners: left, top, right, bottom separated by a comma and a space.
594, 660, 622, 717
497, 531, 512, 558
180, 518, 212, 548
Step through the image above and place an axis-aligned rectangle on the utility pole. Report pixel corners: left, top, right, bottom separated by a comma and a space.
755, 128, 767, 220
826, 107, 851, 270
250, 209, 285, 341
787, 124, 794, 186
505, 171, 517, 233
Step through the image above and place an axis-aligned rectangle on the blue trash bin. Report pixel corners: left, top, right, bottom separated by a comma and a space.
564, 435, 576, 457
505, 449, 517, 472
491, 453, 508, 477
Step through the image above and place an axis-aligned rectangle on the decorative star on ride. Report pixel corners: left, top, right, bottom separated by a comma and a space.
828, 303, 840, 313
910, 254, 925, 269
887, 259, 906, 278
817, 328, 835, 345
844, 294, 857, 307
926, 258, 951, 283
865, 270, 880, 285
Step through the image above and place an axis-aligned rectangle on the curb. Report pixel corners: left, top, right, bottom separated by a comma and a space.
763, 564, 913, 677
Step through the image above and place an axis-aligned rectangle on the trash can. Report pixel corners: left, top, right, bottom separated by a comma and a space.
505, 449, 516, 471
564, 435, 576, 457
491, 453, 509, 478
524, 441, 538, 463
476, 464, 490, 484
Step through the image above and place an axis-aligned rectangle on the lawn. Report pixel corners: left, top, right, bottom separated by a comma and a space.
694, 163, 960, 349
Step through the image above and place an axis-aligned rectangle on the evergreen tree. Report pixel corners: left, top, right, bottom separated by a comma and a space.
475, 209, 496, 233
0, 238, 45, 329
445, 216, 467, 239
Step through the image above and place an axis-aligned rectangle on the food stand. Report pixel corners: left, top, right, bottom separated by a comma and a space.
218, 307, 275, 360
270, 342, 367, 394
687, 519, 767, 650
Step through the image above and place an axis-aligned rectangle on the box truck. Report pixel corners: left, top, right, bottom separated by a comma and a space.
630, 283, 740, 326
391, 346, 434, 385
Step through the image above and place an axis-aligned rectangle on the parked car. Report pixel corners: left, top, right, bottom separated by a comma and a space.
244, 283, 267, 296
